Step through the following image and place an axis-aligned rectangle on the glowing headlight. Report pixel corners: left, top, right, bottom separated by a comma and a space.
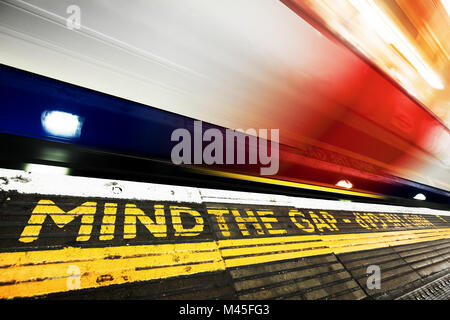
336, 179, 353, 189
413, 193, 426, 201
41, 111, 83, 138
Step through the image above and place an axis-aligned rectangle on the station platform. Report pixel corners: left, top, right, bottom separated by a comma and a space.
0, 168, 449, 300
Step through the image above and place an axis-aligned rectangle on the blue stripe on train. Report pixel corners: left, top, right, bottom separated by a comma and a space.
0, 64, 218, 160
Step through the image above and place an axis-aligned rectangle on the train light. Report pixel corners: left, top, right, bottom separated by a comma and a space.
41, 110, 83, 138
413, 193, 426, 201
336, 179, 353, 189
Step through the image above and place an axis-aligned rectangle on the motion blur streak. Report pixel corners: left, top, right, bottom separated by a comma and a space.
442, 0, 450, 16
189, 168, 383, 199
282, 0, 450, 193
288, 0, 450, 128
0, 0, 449, 201
348, 0, 443, 90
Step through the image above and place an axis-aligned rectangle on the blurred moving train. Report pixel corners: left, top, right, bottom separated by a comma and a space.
0, 0, 449, 207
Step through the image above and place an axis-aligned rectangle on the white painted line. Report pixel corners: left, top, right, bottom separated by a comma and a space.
0, 168, 202, 203
199, 188, 293, 206
0, 168, 449, 216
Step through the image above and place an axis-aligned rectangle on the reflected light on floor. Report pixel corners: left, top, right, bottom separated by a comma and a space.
24, 163, 70, 175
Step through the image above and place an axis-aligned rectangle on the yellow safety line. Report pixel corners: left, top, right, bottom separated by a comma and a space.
217, 234, 322, 247
189, 167, 384, 198
0, 241, 225, 299
216, 228, 450, 267
1, 228, 450, 299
